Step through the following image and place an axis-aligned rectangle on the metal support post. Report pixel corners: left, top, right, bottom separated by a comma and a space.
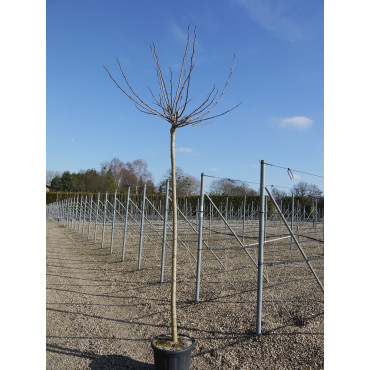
264, 195, 268, 241
101, 192, 108, 248
93, 192, 100, 243
315, 198, 318, 235
160, 180, 169, 283
256, 160, 266, 336
87, 194, 93, 240
209, 202, 213, 238
78, 194, 83, 234
74, 194, 79, 232
122, 187, 130, 261
225, 197, 228, 232
110, 190, 117, 254
67, 197, 71, 227
71, 195, 76, 230
82, 195, 87, 237
138, 185, 146, 270
280, 199, 283, 232
66, 198, 70, 227
195, 173, 205, 303
290, 194, 294, 249
242, 195, 246, 243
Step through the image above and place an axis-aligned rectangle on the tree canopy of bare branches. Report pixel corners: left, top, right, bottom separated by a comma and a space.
291, 181, 323, 198
209, 178, 257, 196
104, 25, 240, 131
158, 167, 200, 196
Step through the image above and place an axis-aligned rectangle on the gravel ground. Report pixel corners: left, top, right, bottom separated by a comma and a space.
46, 218, 324, 369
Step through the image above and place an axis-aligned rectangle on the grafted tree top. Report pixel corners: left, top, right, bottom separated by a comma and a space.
104, 25, 240, 130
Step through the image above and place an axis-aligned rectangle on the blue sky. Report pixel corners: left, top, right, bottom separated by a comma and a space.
46, 0, 324, 192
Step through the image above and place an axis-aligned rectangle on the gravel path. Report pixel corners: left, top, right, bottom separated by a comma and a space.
46, 219, 323, 369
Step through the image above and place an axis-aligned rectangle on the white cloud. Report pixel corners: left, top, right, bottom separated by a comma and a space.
171, 23, 188, 42
279, 116, 313, 130
176, 147, 193, 153
208, 168, 220, 172
292, 173, 301, 180
232, 0, 305, 42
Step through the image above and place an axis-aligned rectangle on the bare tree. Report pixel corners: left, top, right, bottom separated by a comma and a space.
46, 170, 61, 185
307, 184, 323, 198
131, 159, 154, 193
158, 167, 200, 196
291, 181, 323, 198
209, 178, 256, 196
104, 25, 240, 345
107, 157, 125, 187
271, 187, 287, 201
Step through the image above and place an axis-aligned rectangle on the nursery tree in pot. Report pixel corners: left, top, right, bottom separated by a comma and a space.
104, 25, 239, 366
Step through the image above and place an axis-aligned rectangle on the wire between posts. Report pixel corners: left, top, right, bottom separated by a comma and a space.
264, 161, 324, 179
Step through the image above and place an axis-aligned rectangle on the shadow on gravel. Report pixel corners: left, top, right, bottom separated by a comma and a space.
89, 354, 154, 369
47, 344, 154, 369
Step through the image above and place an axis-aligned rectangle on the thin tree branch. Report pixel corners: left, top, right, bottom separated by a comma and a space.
182, 102, 242, 126
150, 43, 171, 111
177, 26, 197, 118
184, 54, 237, 123
173, 25, 191, 110
103, 64, 164, 118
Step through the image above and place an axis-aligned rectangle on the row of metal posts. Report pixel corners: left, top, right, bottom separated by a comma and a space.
47, 183, 169, 271
47, 181, 316, 304
48, 184, 320, 251
47, 179, 235, 305
48, 192, 321, 227
47, 168, 323, 337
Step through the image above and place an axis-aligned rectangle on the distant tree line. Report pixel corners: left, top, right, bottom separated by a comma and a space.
47, 158, 323, 200
48, 157, 201, 196
49, 158, 155, 194
47, 158, 323, 215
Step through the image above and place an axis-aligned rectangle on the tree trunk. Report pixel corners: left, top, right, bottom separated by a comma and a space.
170, 126, 178, 344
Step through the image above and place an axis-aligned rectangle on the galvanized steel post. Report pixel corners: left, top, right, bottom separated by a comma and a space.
315, 198, 318, 235
71, 195, 76, 230
68, 196, 71, 228
110, 190, 117, 254
242, 195, 246, 244
101, 192, 108, 248
138, 185, 146, 270
256, 160, 266, 336
122, 187, 130, 261
160, 180, 169, 283
290, 194, 294, 250
195, 173, 205, 303
87, 194, 93, 240
93, 192, 100, 244
74, 194, 79, 232
78, 194, 83, 234
67, 197, 71, 228
82, 195, 87, 237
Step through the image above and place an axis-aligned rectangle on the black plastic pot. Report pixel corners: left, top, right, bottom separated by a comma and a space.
151, 334, 195, 370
